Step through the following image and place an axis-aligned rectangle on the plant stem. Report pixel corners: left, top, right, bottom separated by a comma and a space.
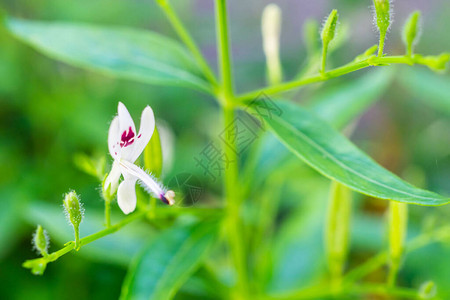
23, 210, 148, 266
320, 43, 328, 75
378, 32, 386, 57
387, 263, 399, 287
215, 0, 233, 97
235, 54, 437, 102
156, 0, 218, 87
104, 197, 111, 227
74, 227, 80, 251
223, 106, 248, 299
215, 0, 249, 297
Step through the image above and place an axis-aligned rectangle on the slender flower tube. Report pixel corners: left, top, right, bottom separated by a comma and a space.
104, 102, 175, 214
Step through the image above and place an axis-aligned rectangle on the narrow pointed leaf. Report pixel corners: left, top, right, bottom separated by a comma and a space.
253, 101, 449, 205
5, 18, 213, 93
120, 221, 219, 300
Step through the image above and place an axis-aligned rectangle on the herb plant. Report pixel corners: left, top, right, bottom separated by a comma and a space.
2, 0, 450, 299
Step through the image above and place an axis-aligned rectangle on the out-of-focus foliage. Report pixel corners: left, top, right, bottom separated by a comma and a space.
1, 0, 450, 299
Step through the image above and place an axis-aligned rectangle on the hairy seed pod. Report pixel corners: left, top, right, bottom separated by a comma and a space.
63, 190, 84, 228
321, 9, 339, 46
373, 0, 392, 35
32, 225, 49, 256
402, 11, 421, 56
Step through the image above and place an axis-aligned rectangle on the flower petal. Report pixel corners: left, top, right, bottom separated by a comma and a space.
104, 160, 121, 196
130, 106, 156, 162
117, 177, 137, 214
118, 102, 137, 161
119, 159, 164, 198
108, 116, 120, 159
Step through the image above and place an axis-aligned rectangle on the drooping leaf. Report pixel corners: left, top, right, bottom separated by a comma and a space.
5, 18, 213, 93
252, 101, 449, 205
120, 221, 219, 300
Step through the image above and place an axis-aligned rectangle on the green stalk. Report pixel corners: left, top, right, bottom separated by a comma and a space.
378, 32, 386, 57
104, 197, 111, 227
215, 0, 249, 297
215, 0, 233, 97
156, 0, 218, 87
23, 210, 148, 268
235, 54, 445, 102
320, 43, 328, 75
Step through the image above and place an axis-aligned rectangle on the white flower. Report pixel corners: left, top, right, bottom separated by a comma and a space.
104, 102, 175, 214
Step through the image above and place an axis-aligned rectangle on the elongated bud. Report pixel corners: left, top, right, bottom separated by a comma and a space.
388, 201, 408, 262
373, 0, 393, 56
321, 9, 339, 46
402, 11, 421, 56
32, 225, 49, 257
63, 191, 84, 227
320, 10, 339, 74
387, 201, 408, 286
373, 0, 392, 35
102, 172, 116, 201
419, 281, 437, 299
325, 181, 351, 285
262, 4, 282, 85
63, 190, 84, 250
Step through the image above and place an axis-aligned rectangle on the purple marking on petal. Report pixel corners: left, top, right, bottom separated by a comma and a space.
137, 134, 142, 138
160, 194, 170, 205
120, 126, 135, 148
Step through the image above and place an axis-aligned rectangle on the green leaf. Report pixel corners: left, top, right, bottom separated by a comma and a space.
5, 18, 213, 93
309, 68, 394, 129
247, 68, 394, 191
397, 68, 450, 115
120, 221, 219, 300
253, 101, 450, 205
144, 125, 163, 177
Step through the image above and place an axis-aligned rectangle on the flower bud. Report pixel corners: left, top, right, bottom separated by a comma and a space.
321, 10, 339, 46
402, 11, 421, 56
262, 4, 282, 85
325, 181, 352, 283
388, 201, 408, 266
32, 225, 49, 257
63, 191, 84, 228
419, 281, 437, 299
373, 0, 392, 35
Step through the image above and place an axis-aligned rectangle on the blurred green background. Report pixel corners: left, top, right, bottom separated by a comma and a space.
0, 0, 449, 299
